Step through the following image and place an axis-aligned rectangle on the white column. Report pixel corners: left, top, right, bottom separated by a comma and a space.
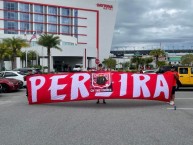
82, 48, 87, 71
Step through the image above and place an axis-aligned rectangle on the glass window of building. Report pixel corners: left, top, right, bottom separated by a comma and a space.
4, 21, 18, 34
74, 9, 78, 17
35, 24, 43, 33
19, 3, 29, 12
4, 2, 18, 11
48, 24, 57, 33
61, 17, 70, 25
34, 5, 43, 13
48, 6, 57, 15
74, 10, 78, 38
4, 12, 18, 20
61, 26, 69, 34
7, 21, 17, 29
74, 27, 78, 38
62, 42, 74, 46
20, 22, 30, 33
48, 16, 57, 24
61, 8, 70, 16
20, 13, 29, 21
34, 14, 44, 22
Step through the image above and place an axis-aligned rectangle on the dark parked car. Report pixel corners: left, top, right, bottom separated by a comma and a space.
0, 78, 21, 93
13, 68, 42, 75
0, 84, 2, 93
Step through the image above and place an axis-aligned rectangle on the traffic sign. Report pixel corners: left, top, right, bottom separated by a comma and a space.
95, 58, 100, 64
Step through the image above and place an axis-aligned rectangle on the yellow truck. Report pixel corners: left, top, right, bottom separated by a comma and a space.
157, 65, 193, 90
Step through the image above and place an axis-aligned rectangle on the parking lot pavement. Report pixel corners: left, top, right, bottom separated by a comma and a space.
167, 89, 193, 110
0, 88, 193, 145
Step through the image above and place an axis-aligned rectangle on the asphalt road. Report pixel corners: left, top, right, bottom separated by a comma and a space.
0, 88, 193, 145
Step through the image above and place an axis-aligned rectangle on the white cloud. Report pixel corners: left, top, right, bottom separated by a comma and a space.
112, 0, 193, 49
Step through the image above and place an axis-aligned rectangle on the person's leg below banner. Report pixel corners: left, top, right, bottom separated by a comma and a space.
170, 86, 176, 105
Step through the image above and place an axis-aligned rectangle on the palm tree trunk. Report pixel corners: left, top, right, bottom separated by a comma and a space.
156, 56, 158, 68
47, 48, 51, 73
0, 60, 3, 71
12, 49, 17, 69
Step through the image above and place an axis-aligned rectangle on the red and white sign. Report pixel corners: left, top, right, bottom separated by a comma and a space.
26, 72, 174, 104
95, 58, 100, 64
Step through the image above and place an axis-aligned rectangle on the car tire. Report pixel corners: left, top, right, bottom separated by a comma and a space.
2, 84, 10, 93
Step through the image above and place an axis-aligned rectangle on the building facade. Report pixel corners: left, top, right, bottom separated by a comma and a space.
0, 0, 118, 71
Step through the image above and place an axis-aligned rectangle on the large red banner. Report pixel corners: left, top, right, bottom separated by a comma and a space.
26, 72, 174, 104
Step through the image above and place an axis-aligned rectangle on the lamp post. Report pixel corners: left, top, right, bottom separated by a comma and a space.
123, 47, 126, 70
25, 49, 28, 67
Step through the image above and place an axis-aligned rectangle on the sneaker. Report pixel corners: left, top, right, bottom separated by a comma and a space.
169, 101, 175, 106
103, 101, 106, 104
96, 101, 100, 104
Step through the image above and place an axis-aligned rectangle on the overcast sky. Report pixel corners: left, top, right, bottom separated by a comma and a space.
112, 0, 193, 50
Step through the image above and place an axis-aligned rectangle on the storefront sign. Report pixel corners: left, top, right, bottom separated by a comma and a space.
96, 3, 113, 10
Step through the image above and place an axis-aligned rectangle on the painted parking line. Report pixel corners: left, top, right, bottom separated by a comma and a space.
0, 101, 13, 105
176, 98, 193, 100
167, 108, 193, 110
166, 98, 193, 110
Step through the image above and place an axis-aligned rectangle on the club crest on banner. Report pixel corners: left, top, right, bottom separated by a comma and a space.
90, 72, 112, 92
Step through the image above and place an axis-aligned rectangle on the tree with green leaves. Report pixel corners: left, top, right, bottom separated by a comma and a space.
181, 54, 193, 66
3, 37, 29, 69
149, 49, 165, 68
17, 51, 26, 68
102, 57, 116, 70
28, 50, 38, 66
157, 61, 166, 67
37, 34, 61, 73
131, 56, 143, 70
143, 57, 153, 69
0, 41, 12, 70
122, 61, 130, 71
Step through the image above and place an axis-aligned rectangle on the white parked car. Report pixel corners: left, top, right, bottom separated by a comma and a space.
0, 71, 26, 87
73, 64, 83, 71
142, 69, 158, 74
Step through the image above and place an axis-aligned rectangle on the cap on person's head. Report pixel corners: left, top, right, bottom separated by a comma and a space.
171, 65, 175, 69
98, 63, 102, 67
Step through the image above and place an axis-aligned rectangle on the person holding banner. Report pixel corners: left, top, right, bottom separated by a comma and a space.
96, 63, 107, 104
24, 69, 33, 97
165, 66, 179, 105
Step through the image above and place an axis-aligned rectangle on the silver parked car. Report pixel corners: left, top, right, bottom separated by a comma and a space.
0, 71, 26, 87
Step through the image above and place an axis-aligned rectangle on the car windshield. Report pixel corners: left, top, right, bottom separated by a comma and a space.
75, 65, 81, 68
17, 71, 26, 75
13, 68, 41, 74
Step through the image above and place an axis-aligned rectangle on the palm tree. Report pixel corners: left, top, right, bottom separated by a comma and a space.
37, 34, 61, 73
181, 54, 193, 66
17, 51, 26, 68
102, 57, 116, 70
28, 50, 38, 67
149, 49, 165, 68
122, 61, 130, 71
143, 57, 153, 69
0, 41, 12, 70
3, 37, 29, 69
131, 56, 143, 70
